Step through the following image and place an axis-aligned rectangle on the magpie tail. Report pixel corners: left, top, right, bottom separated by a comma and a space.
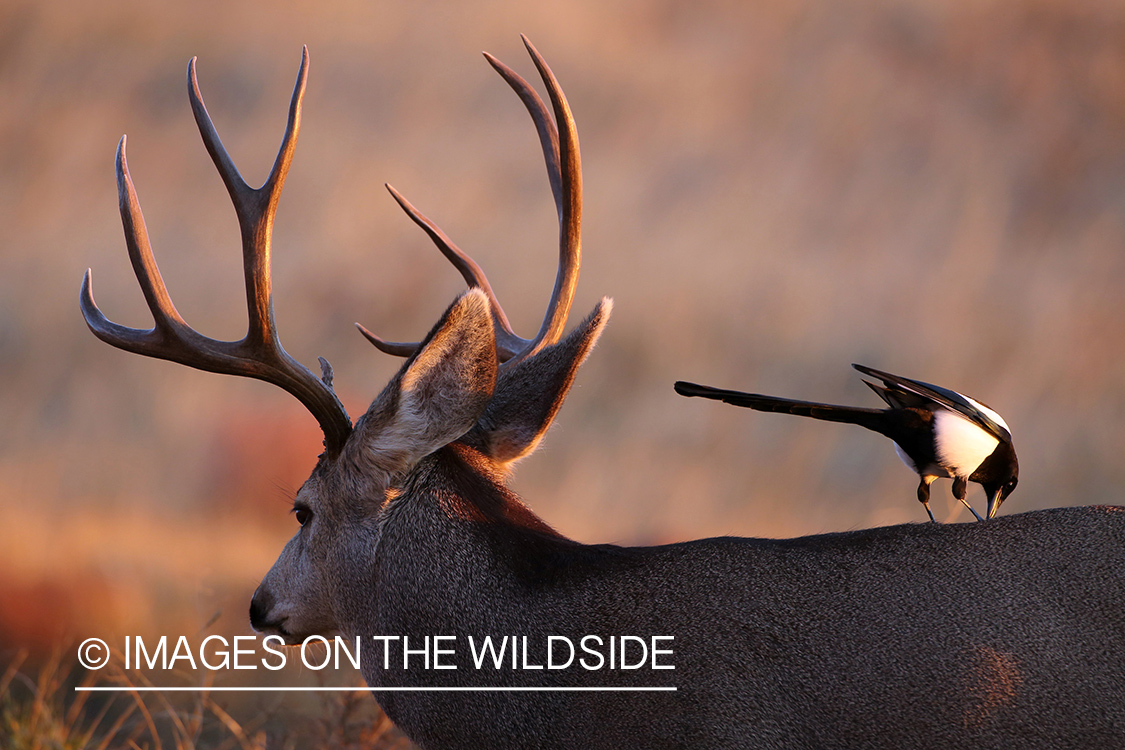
674, 381, 886, 430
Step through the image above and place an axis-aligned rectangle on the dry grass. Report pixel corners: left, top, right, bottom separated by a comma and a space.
0, 646, 415, 750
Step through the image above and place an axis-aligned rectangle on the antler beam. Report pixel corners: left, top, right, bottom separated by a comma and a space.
80, 48, 353, 456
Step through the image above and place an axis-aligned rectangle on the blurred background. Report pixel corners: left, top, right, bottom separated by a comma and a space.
1, 0, 1124, 736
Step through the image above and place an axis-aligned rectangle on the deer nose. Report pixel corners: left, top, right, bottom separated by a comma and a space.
249, 587, 276, 632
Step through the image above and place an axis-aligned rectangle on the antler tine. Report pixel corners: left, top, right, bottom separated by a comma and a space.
354, 323, 420, 358
353, 184, 525, 360
189, 46, 308, 348
359, 37, 582, 369
81, 49, 354, 457
514, 34, 582, 363
482, 51, 563, 218
377, 184, 527, 360
81, 136, 187, 347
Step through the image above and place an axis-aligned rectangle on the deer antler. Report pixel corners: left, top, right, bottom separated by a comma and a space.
357, 35, 581, 369
80, 48, 354, 456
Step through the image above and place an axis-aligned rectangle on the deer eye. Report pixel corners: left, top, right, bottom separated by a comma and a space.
294, 507, 311, 526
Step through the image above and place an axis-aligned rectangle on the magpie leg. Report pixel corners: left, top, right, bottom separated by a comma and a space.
958, 499, 985, 521
952, 477, 984, 522
917, 478, 937, 523
922, 502, 936, 523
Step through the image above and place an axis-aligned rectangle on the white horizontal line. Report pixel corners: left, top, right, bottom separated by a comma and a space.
75, 686, 677, 693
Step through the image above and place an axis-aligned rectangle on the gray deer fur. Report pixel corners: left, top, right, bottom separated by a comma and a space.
253, 288, 1125, 749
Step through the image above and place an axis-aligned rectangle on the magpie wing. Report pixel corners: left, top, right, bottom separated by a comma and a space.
861, 379, 931, 410
851, 364, 1012, 443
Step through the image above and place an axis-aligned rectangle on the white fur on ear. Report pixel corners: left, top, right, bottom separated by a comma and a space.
401, 290, 493, 396
357, 289, 498, 477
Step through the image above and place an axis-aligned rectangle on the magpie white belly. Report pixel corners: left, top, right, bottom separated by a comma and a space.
932, 409, 999, 476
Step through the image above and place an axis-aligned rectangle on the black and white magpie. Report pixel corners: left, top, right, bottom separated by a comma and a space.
674, 364, 1019, 522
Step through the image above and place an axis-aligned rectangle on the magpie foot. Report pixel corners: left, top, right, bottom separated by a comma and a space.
957, 496, 984, 522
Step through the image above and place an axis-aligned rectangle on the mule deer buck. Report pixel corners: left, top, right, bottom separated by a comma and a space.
82, 38, 1125, 750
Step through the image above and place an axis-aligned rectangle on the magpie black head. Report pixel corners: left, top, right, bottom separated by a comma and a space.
974, 440, 1019, 519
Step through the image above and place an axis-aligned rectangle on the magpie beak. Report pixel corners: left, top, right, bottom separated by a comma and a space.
675, 364, 1019, 523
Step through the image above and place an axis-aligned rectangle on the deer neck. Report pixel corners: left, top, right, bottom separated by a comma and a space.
333, 444, 570, 640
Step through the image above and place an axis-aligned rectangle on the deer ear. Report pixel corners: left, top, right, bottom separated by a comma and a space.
353, 289, 497, 476
465, 298, 611, 465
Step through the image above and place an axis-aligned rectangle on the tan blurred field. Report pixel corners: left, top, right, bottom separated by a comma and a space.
1, 0, 1124, 743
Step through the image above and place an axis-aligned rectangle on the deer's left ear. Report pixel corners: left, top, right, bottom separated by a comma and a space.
463, 298, 611, 466
350, 289, 498, 477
